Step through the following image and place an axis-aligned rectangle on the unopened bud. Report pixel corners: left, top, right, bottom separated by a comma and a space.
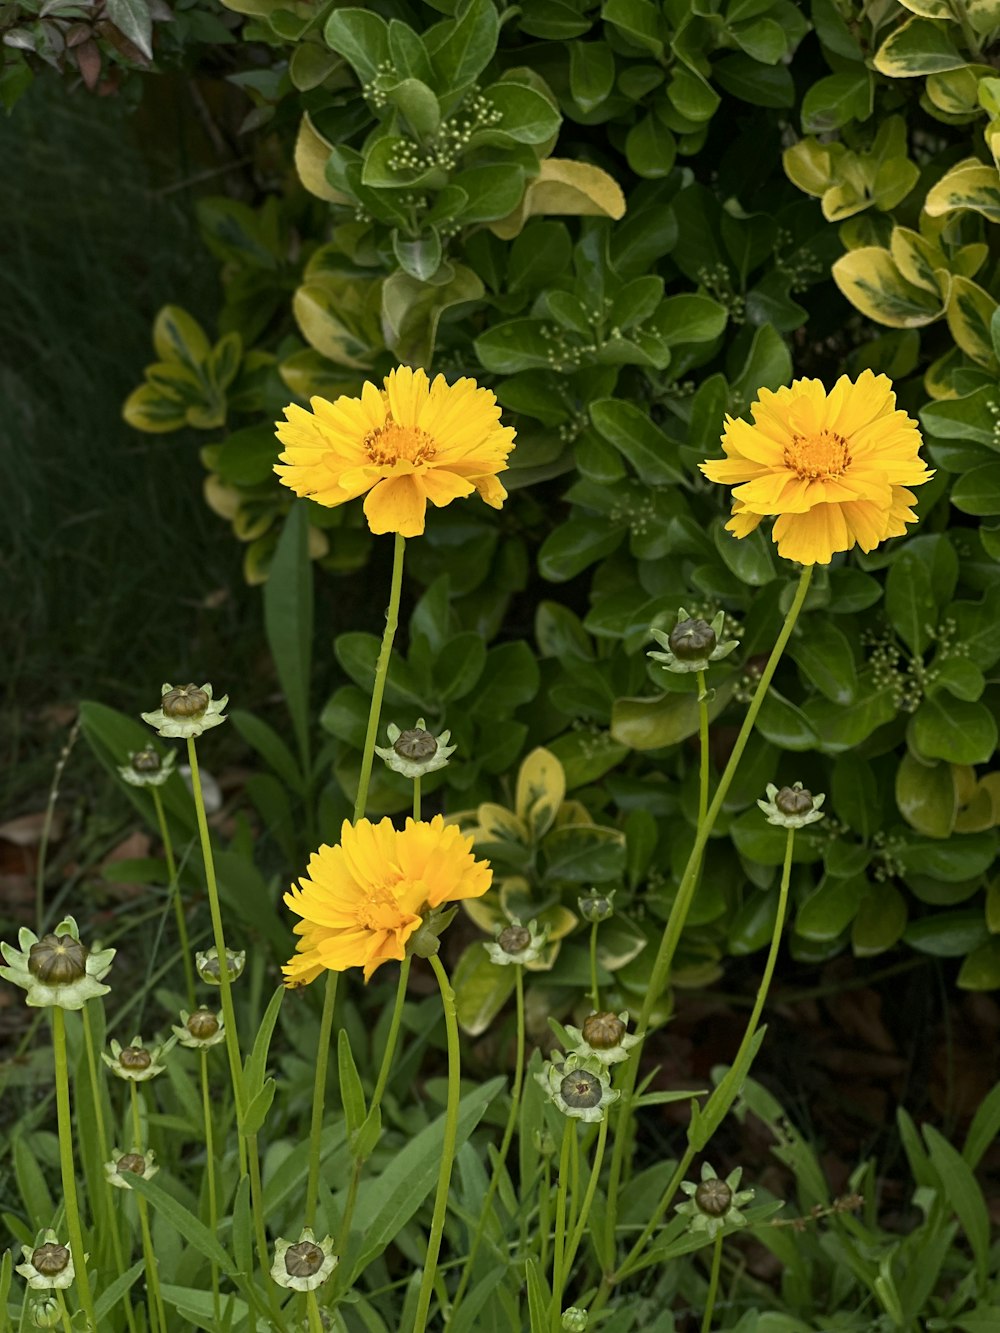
775, 785, 814, 816
161, 684, 209, 719
118, 1046, 152, 1072
498, 924, 531, 954
131, 748, 162, 774
186, 1009, 219, 1040
116, 1153, 147, 1177
30, 1245, 70, 1278
695, 1177, 733, 1217
669, 617, 717, 662
28, 935, 88, 986
582, 1012, 626, 1050
393, 728, 437, 761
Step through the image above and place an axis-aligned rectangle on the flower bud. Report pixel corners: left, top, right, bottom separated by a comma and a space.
284, 1240, 327, 1278
582, 1012, 626, 1050
103, 1036, 171, 1082
775, 785, 815, 816
695, 1177, 733, 1217
161, 684, 209, 719
668, 617, 717, 662
118, 1046, 151, 1072
116, 1153, 147, 1177
562, 1310, 588, 1332
559, 1068, 603, 1110
30, 1297, 60, 1328
186, 1008, 219, 1040
196, 946, 246, 985
31, 1245, 70, 1278
498, 924, 531, 955
578, 891, 615, 924
131, 747, 162, 774
757, 782, 826, 830
394, 728, 437, 762
270, 1228, 338, 1291
28, 935, 88, 986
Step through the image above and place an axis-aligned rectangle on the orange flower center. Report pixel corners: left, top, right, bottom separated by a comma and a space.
355, 883, 410, 932
364, 417, 437, 468
784, 430, 851, 481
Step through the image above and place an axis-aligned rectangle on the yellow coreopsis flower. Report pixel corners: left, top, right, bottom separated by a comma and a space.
274, 366, 516, 538
283, 815, 492, 984
699, 370, 934, 565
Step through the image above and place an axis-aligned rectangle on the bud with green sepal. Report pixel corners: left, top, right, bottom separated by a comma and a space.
0, 917, 114, 1010
104, 1147, 159, 1190
119, 746, 177, 788
172, 1007, 226, 1049
375, 718, 456, 779
675, 1162, 755, 1239
29, 1297, 61, 1328
196, 945, 246, 985
757, 782, 825, 829
648, 608, 739, 676
141, 682, 228, 739
16, 1233, 76, 1291
535, 1051, 620, 1123
562, 1309, 588, 1332
577, 889, 615, 924
103, 1035, 173, 1082
562, 1010, 643, 1066
270, 1229, 338, 1292
484, 916, 547, 966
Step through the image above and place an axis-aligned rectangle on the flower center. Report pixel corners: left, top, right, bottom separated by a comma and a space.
560, 1069, 603, 1109
364, 417, 437, 468
355, 883, 410, 932
784, 430, 850, 481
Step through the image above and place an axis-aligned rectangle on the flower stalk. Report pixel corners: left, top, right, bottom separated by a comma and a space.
50, 1008, 98, 1331
411, 953, 461, 1333
150, 784, 195, 1005
601, 563, 813, 1283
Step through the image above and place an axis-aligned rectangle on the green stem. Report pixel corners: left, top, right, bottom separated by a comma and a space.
335, 958, 412, 1255
539, 1155, 552, 1277
151, 786, 195, 1006
589, 922, 600, 1013
353, 533, 406, 824
447, 966, 525, 1326
51, 1008, 98, 1331
700, 1233, 724, 1333
615, 827, 797, 1283
306, 1291, 324, 1333
549, 1121, 573, 1332
55, 1291, 73, 1333
305, 972, 339, 1229
247, 1134, 271, 1280
601, 565, 812, 1288
413, 774, 421, 821
696, 669, 710, 830
200, 1051, 220, 1322
186, 734, 247, 1176
411, 953, 462, 1333
129, 1082, 167, 1333
561, 1116, 609, 1296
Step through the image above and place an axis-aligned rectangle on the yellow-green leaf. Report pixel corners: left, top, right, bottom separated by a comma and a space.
895, 752, 957, 838
782, 137, 835, 197
889, 227, 948, 294
873, 16, 966, 77
952, 241, 989, 278
279, 349, 362, 402
488, 159, 625, 240
926, 65, 992, 118
292, 277, 381, 369
122, 384, 188, 434
294, 114, 351, 204
925, 160, 1000, 222
153, 305, 211, 371
515, 747, 566, 838
897, 0, 955, 16
947, 274, 998, 365
832, 247, 946, 327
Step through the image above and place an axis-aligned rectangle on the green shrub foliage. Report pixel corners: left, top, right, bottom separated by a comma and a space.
120, 0, 1000, 1001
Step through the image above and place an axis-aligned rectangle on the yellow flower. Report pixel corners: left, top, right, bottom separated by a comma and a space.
283, 815, 492, 984
274, 366, 516, 537
699, 370, 934, 565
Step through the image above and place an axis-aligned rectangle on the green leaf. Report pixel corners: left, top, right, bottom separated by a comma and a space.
106, 0, 152, 59
243, 1078, 276, 1135
796, 874, 868, 941
602, 0, 666, 57
655, 293, 728, 347
964, 1081, 1000, 1167
947, 275, 998, 367
152, 305, 211, 372
453, 943, 516, 1035
731, 324, 791, 405
886, 546, 937, 654
429, 0, 499, 92
625, 112, 677, 179
612, 680, 735, 750
801, 71, 872, 132
714, 518, 776, 586
923, 1124, 990, 1289
338, 1028, 367, 1134
525, 1258, 551, 1332
852, 885, 908, 956
910, 695, 998, 765
832, 248, 945, 328
229, 710, 303, 793
435, 632, 487, 701
93, 1261, 145, 1323
264, 502, 313, 765
905, 911, 989, 957
244, 984, 285, 1099
589, 398, 686, 485
538, 517, 624, 581
873, 15, 966, 76
570, 40, 615, 112
952, 463, 1000, 516
452, 164, 526, 223
324, 9, 390, 82
350, 1076, 505, 1274
543, 824, 626, 883
895, 752, 956, 838
130, 1174, 237, 1274
925, 160, 1000, 224
791, 619, 856, 704
383, 262, 484, 368
483, 81, 562, 144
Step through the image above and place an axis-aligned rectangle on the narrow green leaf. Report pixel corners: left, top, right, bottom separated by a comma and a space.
264, 500, 313, 767
338, 1027, 367, 1134
93, 1261, 145, 1323
525, 1258, 550, 1332
129, 1174, 236, 1274
924, 1124, 990, 1289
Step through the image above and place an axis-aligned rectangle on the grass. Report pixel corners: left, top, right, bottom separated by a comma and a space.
0, 75, 261, 811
